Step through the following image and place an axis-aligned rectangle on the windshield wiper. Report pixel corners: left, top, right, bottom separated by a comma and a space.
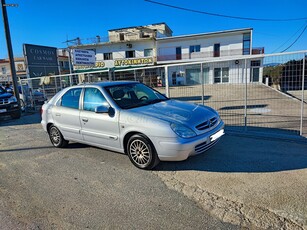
124, 104, 143, 109
145, 98, 168, 105
123, 98, 169, 109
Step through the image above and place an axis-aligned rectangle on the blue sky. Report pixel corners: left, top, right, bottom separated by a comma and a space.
1, 0, 307, 59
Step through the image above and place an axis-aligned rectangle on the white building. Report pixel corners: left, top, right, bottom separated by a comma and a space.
71, 23, 264, 86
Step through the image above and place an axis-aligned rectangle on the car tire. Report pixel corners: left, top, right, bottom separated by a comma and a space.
48, 125, 68, 148
127, 134, 160, 170
11, 110, 21, 119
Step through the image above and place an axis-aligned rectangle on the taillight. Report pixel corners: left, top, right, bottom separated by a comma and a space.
41, 107, 43, 115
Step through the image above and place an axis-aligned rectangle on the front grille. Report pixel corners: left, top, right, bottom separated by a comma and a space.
195, 139, 218, 154
196, 116, 218, 131
0, 98, 9, 105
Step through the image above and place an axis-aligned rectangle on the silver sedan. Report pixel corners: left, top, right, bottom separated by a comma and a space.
41, 81, 224, 169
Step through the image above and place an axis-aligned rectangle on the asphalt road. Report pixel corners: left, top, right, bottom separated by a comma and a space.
0, 113, 238, 230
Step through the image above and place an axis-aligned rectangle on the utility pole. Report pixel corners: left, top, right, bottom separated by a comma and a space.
1, 0, 20, 108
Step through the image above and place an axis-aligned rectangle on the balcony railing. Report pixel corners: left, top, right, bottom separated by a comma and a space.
252, 47, 265, 55
157, 48, 265, 62
158, 49, 242, 62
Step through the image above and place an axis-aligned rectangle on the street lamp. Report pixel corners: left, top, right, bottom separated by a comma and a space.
1, 0, 21, 108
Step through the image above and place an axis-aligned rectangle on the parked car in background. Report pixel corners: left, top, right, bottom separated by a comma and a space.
18, 85, 47, 110
0, 86, 21, 119
41, 81, 224, 169
4, 84, 47, 111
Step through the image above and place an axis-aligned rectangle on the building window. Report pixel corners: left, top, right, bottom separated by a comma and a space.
144, 48, 153, 57
1, 67, 6, 74
176, 47, 182, 60
172, 72, 177, 85
214, 67, 229, 83
120, 33, 125, 41
243, 33, 251, 55
214, 43, 220, 57
64, 61, 69, 69
251, 60, 260, 66
189, 45, 201, 53
59, 61, 64, 67
125, 50, 135, 58
104, 52, 113, 60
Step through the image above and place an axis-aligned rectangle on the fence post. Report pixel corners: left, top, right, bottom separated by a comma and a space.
201, 62, 204, 105
54, 75, 58, 93
300, 54, 306, 136
134, 69, 137, 81
164, 65, 170, 97
59, 75, 63, 90
244, 59, 248, 131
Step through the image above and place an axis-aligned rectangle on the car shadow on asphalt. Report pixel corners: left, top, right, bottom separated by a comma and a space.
155, 133, 307, 173
0, 143, 89, 153
0, 112, 41, 126
0, 145, 55, 153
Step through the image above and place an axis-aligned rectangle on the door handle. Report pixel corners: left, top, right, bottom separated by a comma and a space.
82, 118, 88, 122
55, 113, 61, 116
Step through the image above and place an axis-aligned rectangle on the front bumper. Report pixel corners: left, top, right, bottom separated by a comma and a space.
0, 102, 20, 116
152, 121, 225, 161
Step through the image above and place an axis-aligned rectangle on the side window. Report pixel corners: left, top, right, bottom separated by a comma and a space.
61, 88, 82, 109
83, 88, 108, 112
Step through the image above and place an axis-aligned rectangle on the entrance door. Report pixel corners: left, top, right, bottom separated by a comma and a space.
251, 68, 260, 82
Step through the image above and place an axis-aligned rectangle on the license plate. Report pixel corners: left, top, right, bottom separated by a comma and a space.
0, 109, 7, 113
210, 129, 225, 142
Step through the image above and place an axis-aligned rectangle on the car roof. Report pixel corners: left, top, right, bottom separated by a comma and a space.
72, 81, 138, 88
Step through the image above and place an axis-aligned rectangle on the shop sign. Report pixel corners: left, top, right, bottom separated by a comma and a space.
73, 61, 105, 70
72, 49, 96, 66
114, 57, 153, 67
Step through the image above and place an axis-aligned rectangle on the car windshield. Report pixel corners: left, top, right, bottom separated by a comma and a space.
0, 87, 5, 94
105, 83, 169, 109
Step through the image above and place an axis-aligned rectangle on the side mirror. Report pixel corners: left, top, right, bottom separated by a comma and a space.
95, 105, 109, 113
95, 105, 115, 117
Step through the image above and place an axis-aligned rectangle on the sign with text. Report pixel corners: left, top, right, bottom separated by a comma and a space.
73, 61, 105, 70
72, 49, 96, 66
24, 44, 58, 67
114, 57, 154, 67
24, 44, 59, 78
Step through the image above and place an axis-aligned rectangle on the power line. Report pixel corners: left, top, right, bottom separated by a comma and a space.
272, 21, 307, 53
281, 23, 307, 52
144, 0, 307, 22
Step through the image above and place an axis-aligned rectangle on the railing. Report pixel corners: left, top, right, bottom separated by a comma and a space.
157, 49, 256, 62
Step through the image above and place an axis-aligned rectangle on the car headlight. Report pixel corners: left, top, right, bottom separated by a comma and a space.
8, 96, 17, 103
170, 123, 196, 138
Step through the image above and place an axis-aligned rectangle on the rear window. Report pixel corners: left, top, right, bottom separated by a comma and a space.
60, 88, 82, 109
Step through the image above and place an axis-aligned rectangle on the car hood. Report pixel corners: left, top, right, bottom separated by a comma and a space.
0, 92, 13, 99
129, 99, 218, 128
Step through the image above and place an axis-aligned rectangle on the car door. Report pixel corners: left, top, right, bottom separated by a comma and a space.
51, 87, 83, 141
79, 87, 121, 150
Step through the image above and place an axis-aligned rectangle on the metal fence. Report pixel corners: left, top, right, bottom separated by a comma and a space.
19, 51, 307, 138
